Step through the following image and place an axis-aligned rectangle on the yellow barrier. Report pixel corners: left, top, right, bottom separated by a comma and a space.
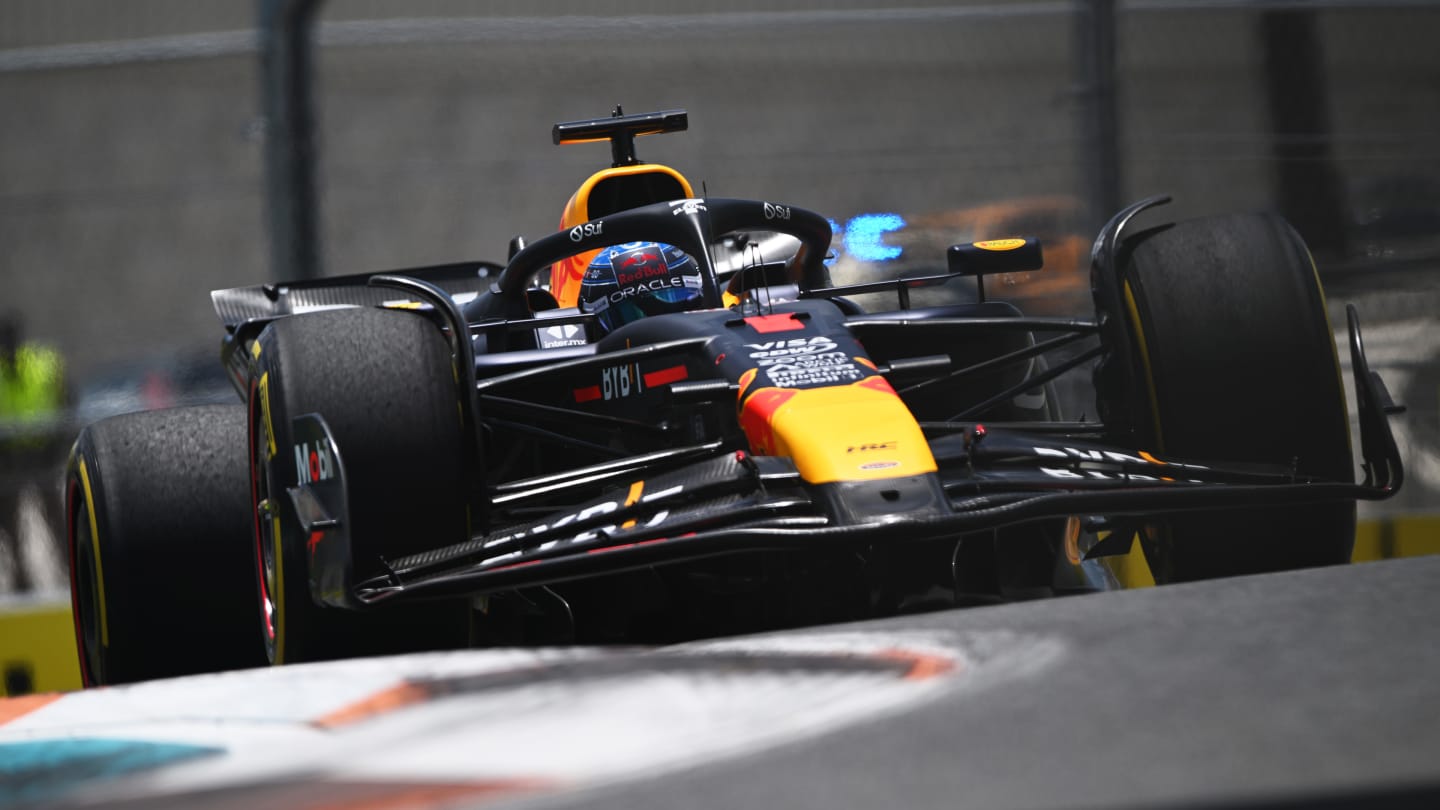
1106, 514, 1440, 588
1352, 514, 1440, 561
0, 596, 80, 695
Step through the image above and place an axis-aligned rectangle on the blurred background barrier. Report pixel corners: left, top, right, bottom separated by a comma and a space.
1, 1, 1437, 637
0, 593, 78, 695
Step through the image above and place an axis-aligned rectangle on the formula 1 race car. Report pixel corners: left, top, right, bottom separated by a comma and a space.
65, 109, 1405, 685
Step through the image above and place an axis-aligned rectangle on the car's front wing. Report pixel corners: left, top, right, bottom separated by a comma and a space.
294, 303, 1402, 607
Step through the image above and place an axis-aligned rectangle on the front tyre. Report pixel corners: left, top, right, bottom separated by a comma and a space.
249, 307, 472, 664
1104, 212, 1355, 582
67, 405, 263, 686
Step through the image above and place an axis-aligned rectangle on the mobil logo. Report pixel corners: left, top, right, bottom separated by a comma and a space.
295, 440, 335, 484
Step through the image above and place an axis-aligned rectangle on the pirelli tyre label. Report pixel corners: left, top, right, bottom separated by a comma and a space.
973, 238, 1027, 251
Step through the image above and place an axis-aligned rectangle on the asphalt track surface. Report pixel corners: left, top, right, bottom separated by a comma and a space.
553, 557, 1440, 810
4, 555, 1438, 810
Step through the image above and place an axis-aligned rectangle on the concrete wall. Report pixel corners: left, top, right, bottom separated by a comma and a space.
3, 3, 1437, 373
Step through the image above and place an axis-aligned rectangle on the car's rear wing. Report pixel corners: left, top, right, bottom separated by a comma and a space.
209, 261, 502, 334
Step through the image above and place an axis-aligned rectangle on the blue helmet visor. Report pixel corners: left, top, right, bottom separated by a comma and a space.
581, 242, 703, 333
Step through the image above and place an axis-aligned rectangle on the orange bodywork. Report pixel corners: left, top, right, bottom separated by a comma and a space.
549, 163, 695, 308
738, 375, 937, 484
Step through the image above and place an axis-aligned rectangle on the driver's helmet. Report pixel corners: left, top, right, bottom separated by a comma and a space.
579, 242, 704, 334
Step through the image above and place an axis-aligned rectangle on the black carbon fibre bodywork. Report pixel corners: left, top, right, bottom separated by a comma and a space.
211, 192, 1405, 640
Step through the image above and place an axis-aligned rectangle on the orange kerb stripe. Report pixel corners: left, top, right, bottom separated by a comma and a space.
0, 693, 64, 726
874, 649, 960, 681
305, 779, 554, 810
312, 682, 430, 729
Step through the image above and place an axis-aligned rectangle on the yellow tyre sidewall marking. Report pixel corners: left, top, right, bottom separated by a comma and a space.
77, 459, 109, 648
272, 511, 285, 665
258, 372, 277, 460
1307, 252, 1354, 459
257, 340, 288, 663
1123, 280, 1165, 450
256, 345, 285, 663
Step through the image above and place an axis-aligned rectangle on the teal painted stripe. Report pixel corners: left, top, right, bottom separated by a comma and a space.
0, 738, 222, 807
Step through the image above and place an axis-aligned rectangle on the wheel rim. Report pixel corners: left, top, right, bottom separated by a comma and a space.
249, 378, 281, 665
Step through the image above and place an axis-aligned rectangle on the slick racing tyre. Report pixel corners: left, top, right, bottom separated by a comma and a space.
1106, 212, 1355, 582
249, 307, 471, 664
67, 405, 264, 686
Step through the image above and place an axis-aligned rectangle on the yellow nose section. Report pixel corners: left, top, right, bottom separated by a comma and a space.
740, 376, 937, 484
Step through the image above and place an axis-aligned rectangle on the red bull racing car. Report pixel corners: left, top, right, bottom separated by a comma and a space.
65, 109, 1404, 685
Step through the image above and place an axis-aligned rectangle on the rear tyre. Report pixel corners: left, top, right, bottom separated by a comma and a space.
249, 307, 472, 664
67, 405, 264, 686
1106, 212, 1354, 582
